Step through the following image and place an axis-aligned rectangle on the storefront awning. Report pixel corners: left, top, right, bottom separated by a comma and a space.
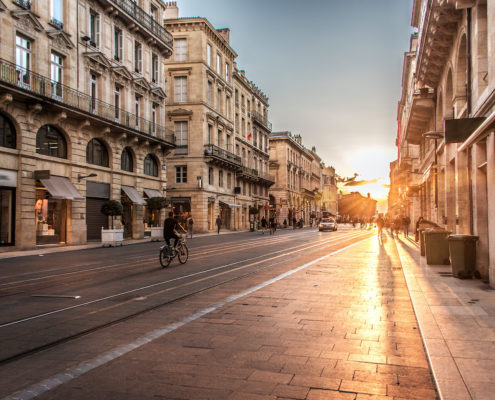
121, 185, 147, 205
39, 176, 84, 200
143, 188, 163, 198
219, 200, 241, 208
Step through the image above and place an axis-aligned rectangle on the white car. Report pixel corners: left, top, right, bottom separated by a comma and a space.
319, 217, 337, 231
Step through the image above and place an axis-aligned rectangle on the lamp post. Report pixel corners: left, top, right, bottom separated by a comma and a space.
423, 131, 444, 223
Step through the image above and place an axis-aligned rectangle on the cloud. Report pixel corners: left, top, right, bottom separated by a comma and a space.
344, 179, 379, 187
382, 184, 390, 188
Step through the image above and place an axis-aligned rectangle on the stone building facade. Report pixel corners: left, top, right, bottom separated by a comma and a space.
163, 3, 274, 232
321, 166, 338, 216
395, 0, 495, 286
268, 131, 324, 226
0, 0, 174, 249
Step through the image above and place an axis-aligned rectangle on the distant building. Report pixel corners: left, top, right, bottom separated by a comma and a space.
338, 192, 376, 220
321, 166, 338, 216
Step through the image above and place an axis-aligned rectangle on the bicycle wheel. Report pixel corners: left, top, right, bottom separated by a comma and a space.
159, 248, 172, 268
177, 243, 189, 264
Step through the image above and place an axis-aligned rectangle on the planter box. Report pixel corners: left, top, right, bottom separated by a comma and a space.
101, 228, 124, 247
150, 226, 163, 241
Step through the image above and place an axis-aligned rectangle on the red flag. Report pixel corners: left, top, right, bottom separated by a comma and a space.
247, 132, 252, 140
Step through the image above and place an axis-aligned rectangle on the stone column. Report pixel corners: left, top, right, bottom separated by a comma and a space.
486, 132, 495, 288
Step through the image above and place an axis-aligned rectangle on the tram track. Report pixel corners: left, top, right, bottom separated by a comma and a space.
0, 230, 373, 366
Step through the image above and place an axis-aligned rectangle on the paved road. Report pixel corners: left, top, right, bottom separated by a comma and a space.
0, 227, 370, 363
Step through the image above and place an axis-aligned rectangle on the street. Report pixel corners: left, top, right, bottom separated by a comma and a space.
0, 226, 442, 400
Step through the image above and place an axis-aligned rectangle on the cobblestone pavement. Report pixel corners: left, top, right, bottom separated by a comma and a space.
5, 233, 437, 400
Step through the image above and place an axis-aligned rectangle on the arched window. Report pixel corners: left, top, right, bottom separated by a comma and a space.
86, 138, 108, 167
144, 154, 158, 177
36, 125, 67, 158
121, 147, 133, 172
0, 113, 16, 149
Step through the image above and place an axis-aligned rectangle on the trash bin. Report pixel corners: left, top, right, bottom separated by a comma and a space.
448, 235, 479, 279
250, 221, 255, 232
424, 229, 451, 265
419, 229, 426, 256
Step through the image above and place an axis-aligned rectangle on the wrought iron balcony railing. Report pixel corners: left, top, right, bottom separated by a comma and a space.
252, 110, 272, 131
0, 58, 175, 144
237, 165, 259, 178
204, 144, 241, 166
258, 171, 275, 183
49, 17, 63, 30
13, 0, 31, 9
106, 0, 173, 49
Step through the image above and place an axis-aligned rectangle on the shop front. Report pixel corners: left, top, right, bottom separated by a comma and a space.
86, 181, 110, 241
35, 174, 83, 245
121, 185, 146, 239
171, 197, 191, 225
219, 200, 240, 230
0, 169, 16, 246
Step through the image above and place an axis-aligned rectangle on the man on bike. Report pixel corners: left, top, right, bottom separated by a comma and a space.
163, 212, 185, 254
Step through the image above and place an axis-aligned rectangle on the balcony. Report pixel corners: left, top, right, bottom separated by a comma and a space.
258, 171, 276, 186
237, 165, 259, 182
204, 144, 241, 169
98, 0, 173, 55
0, 58, 175, 146
252, 110, 272, 131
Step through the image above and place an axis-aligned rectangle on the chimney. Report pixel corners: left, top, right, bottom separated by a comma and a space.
164, 1, 179, 20
216, 28, 230, 44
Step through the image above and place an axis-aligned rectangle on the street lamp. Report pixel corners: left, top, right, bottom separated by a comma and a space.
423, 131, 444, 222
77, 173, 97, 182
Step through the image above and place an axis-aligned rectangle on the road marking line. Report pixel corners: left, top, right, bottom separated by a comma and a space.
2, 236, 371, 400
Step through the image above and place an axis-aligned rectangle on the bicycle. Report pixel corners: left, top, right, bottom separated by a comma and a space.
159, 234, 189, 268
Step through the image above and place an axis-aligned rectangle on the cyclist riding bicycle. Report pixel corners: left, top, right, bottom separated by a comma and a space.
163, 212, 185, 255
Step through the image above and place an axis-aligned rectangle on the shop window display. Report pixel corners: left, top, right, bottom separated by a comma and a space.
35, 188, 66, 244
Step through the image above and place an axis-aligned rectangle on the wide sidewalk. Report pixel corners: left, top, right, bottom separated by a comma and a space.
4, 230, 440, 400
394, 233, 495, 400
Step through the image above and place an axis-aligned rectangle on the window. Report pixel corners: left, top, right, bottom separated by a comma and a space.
114, 86, 120, 121
227, 173, 231, 189
174, 121, 188, 154
16, 35, 31, 88
216, 53, 221, 75
174, 38, 187, 61
217, 130, 222, 147
217, 88, 221, 111
225, 62, 230, 82
50, 0, 63, 28
0, 113, 16, 149
89, 10, 100, 47
150, 5, 156, 20
174, 76, 187, 102
176, 166, 187, 183
144, 154, 158, 177
226, 135, 230, 151
90, 73, 97, 113
121, 147, 133, 172
50, 52, 63, 100
241, 118, 245, 136
235, 144, 239, 156
207, 43, 212, 66
134, 41, 142, 73
151, 53, 158, 83
226, 96, 230, 119
151, 104, 157, 136
207, 81, 212, 105
208, 167, 213, 185
114, 27, 123, 61
208, 124, 212, 144
218, 170, 223, 187
87, 138, 108, 167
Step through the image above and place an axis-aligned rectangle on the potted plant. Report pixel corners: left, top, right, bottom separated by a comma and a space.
146, 196, 169, 241
100, 200, 124, 246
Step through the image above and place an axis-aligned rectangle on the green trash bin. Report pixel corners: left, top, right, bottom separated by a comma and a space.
448, 235, 479, 279
424, 229, 451, 265
419, 229, 426, 256
250, 221, 255, 232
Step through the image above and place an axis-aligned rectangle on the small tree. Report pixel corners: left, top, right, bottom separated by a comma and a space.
310, 212, 316, 219
249, 205, 259, 216
101, 200, 123, 229
146, 197, 169, 226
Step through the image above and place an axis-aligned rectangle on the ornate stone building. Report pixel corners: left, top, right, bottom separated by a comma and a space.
321, 166, 338, 216
395, 0, 495, 286
163, 2, 274, 232
268, 131, 324, 226
0, 0, 174, 249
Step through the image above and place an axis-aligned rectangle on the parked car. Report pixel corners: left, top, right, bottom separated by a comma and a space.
318, 217, 337, 231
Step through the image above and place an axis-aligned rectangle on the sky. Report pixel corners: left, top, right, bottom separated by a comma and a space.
176, 0, 415, 205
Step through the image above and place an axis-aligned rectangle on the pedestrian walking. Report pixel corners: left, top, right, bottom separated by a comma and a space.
283, 219, 287, 228
394, 216, 402, 237
402, 215, 411, 237
376, 214, 385, 242
215, 215, 222, 234
186, 215, 194, 238
269, 215, 276, 234
292, 217, 297, 229
260, 216, 267, 234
